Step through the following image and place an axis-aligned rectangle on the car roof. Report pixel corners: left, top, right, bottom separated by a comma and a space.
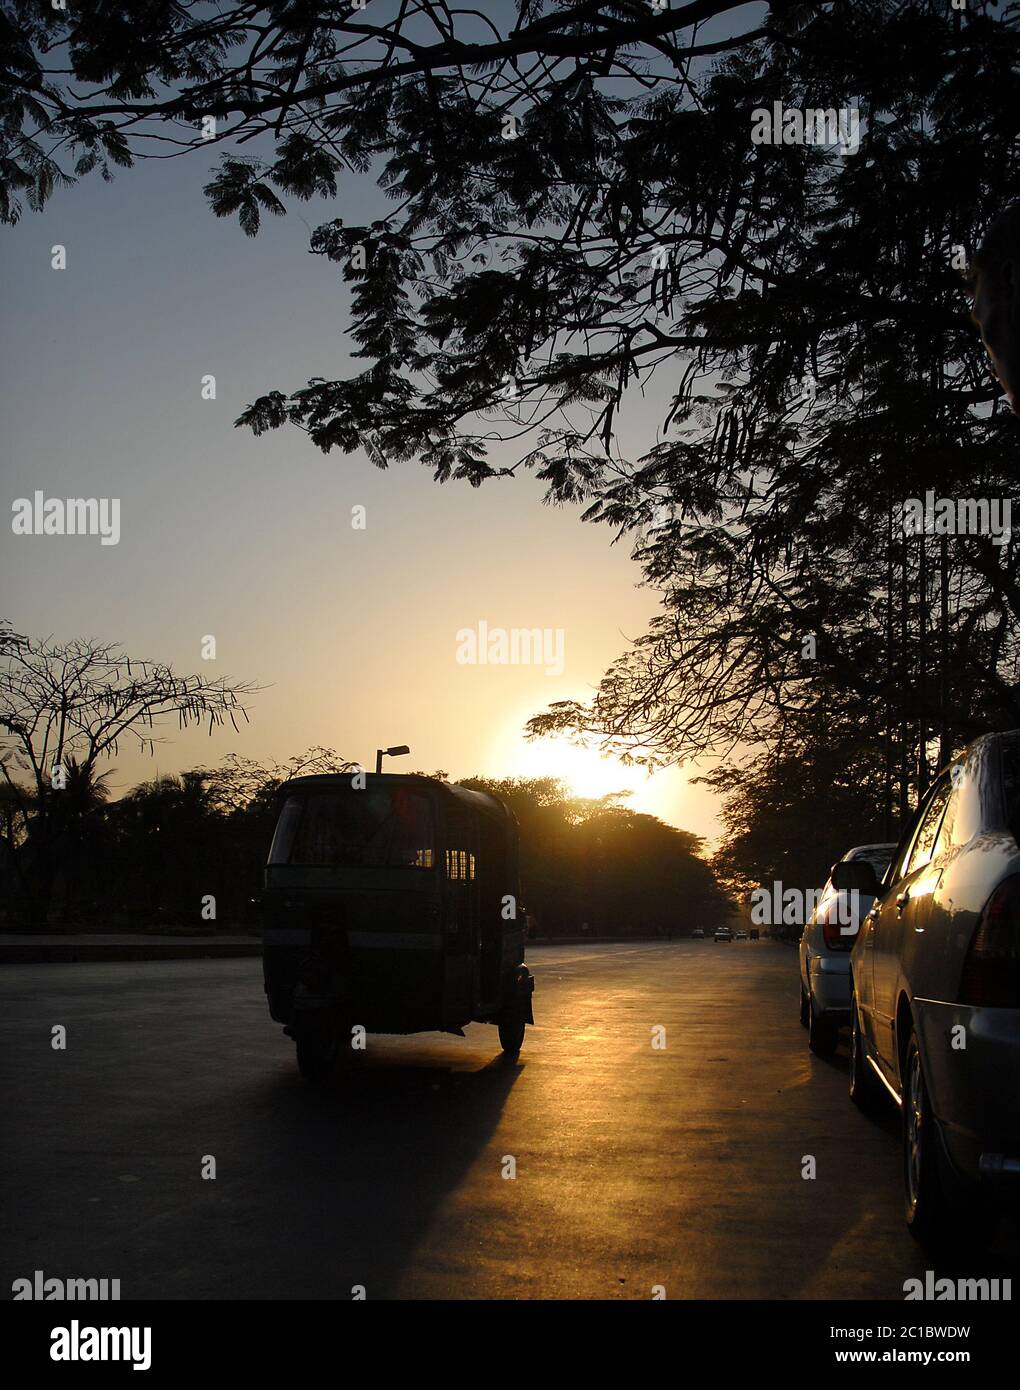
935, 730, 1019, 775
842, 843, 897, 861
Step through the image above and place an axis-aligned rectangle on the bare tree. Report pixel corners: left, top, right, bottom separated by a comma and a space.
0, 621, 259, 925
196, 746, 360, 816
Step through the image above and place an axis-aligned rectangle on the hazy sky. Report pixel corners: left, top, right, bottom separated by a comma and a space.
0, 120, 724, 842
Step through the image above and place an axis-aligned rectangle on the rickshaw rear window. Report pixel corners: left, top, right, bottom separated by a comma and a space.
269, 788, 435, 869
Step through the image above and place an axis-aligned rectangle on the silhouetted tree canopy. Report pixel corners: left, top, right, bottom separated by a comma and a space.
699, 714, 889, 901
462, 775, 731, 933
0, 740, 729, 934
4, 2, 1019, 805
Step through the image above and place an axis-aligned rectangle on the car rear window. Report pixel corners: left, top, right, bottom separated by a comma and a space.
847, 846, 895, 877
1000, 737, 1020, 843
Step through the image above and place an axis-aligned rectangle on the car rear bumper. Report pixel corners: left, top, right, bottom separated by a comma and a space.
808, 952, 851, 1017
913, 1000, 1020, 1184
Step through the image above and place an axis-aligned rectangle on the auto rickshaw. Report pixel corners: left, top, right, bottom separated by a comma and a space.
260, 773, 535, 1079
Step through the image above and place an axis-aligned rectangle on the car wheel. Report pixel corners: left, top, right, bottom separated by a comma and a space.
808, 992, 839, 1055
849, 993, 883, 1112
799, 983, 809, 1028
902, 1029, 987, 1249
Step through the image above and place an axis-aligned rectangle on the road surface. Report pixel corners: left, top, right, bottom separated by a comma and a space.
1, 941, 1016, 1299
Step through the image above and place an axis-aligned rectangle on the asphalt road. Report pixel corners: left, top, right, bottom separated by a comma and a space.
2, 941, 1016, 1300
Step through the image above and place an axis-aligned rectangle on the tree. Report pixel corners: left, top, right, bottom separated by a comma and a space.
0, 622, 258, 924
461, 775, 731, 934
196, 746, 359, 816
700, 719, 889, 904
92, 747, 358, 928
4, 3, 1019, 810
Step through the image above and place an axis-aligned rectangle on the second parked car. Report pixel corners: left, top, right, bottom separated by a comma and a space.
799, 842, 896, 1055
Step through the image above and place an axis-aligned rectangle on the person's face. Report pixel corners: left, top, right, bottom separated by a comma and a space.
971, 261, 1020, 415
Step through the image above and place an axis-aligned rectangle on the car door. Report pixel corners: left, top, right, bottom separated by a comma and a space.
869, 776, 952, 1082
850, 853, 893, 1018
856, 833, 911, 1052
801, 872, 833, 993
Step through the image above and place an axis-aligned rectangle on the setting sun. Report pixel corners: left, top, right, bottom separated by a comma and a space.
504, 735, 648, 802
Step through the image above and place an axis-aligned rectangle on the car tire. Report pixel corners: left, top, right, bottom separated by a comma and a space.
849, 993, 883, 1112
902, 1029, 989, 1250
808, 992, 839, 1055
799, 983, 809, 1028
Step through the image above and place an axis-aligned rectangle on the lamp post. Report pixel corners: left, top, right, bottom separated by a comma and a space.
375, 744, 410, 775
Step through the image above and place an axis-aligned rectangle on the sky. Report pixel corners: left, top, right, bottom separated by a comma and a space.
0, 101, 725, 844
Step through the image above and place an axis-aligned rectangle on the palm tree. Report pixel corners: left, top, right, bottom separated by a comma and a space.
45, 758, 116, 917
58, 757, 114, 821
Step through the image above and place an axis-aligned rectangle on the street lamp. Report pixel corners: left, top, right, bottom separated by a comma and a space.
375, 744, 410, 774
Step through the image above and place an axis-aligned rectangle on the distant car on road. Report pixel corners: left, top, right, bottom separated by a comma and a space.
800, 842, 896, 1056
691, 928, 705, 939
735, 930, 748, 940
714, 927, 733, 943
850, 732, 1020, 1245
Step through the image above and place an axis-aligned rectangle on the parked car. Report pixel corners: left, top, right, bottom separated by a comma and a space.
735, 930, 748, 940
849, 733, 1020, 1245
691, 928, 705, 939
799, 842, 896, 1055
713, 927, 733, 942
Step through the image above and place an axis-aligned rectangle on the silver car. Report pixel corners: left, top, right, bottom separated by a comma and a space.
849, 732, 1020, 1244
799, 843, 895, 1055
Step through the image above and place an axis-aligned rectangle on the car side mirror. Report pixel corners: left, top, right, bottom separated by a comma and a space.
831, 860, 882, 896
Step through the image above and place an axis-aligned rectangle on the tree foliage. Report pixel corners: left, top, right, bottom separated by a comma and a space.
462, 775, 731, 934
5, 2, 1019, 820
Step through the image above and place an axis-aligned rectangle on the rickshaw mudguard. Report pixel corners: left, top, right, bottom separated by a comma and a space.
513, 965, 535, 1024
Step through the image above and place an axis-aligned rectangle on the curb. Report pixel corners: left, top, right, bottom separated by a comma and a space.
0, 942, 262, 964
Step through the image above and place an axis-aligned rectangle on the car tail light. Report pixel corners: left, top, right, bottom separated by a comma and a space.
959, 875, 1020, 1008
821, 894, 860, 951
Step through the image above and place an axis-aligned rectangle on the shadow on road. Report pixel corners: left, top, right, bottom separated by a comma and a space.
202, 1047, 523, 1299
806, 1043, 1020, 1283
811, 1044, 901, 1141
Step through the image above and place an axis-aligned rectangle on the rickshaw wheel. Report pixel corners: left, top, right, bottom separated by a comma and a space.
497, 1007, 527, 1056
294, 1014, 339, 1082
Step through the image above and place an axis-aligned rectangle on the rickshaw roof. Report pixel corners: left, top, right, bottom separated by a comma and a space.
275, 772, 515, 828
